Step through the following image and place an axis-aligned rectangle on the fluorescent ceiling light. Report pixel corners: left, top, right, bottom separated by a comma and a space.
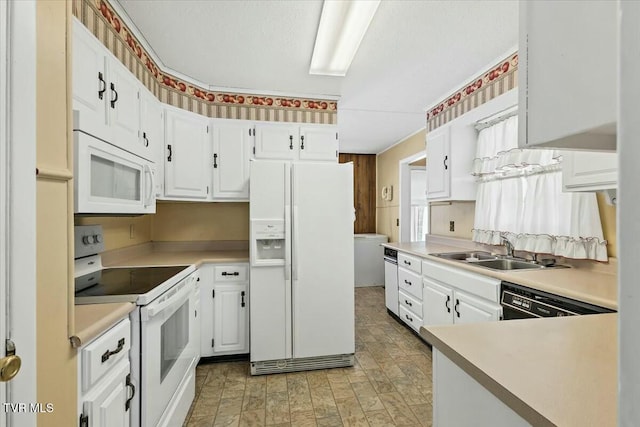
310, 0, 381, 76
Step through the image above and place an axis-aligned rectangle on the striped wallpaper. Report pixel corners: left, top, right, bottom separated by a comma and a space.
71, 0, 338, 125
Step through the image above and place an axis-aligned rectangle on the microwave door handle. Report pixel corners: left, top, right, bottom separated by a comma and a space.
144, 164, 155, 207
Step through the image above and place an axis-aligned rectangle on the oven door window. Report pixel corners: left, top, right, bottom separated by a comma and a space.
160, 299, 189, 382
90, 154, 141, 201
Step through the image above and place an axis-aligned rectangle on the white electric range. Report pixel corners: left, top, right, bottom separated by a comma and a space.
74, 225, 200, 427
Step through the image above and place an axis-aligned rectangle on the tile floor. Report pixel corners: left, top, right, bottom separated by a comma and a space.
184, 286, 433, 427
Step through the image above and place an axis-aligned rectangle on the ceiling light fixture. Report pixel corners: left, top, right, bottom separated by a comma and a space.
309, 0, 381, 76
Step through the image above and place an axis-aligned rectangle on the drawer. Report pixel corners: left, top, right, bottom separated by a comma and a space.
214, 265, 248, 282
399, 290, 423, 318
398, 253, 421, 274
399, 305, 423, 333
82, 318, 131, 392
398, 268, 422, 300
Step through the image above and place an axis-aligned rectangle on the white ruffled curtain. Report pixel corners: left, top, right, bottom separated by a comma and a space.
472, 115, 608, 261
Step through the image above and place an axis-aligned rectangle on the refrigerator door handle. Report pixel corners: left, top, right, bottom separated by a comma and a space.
292, 205, 300, 281
284, 206, 291, 280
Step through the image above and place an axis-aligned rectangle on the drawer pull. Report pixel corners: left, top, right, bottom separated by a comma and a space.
125, 374, 136, 411
222, 271, 240, 276
101, 338, 125, 363
404, 260, 411, 265
404, 279, 412, 286
405, 314, 413, 322
445, 295, 451, 313
405, 299, 412, 307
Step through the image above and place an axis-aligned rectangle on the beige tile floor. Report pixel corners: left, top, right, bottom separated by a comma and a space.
184, 286, 433, 427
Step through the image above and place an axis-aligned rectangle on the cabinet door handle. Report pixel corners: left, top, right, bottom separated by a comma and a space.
167, 145, 172, 162
289, 135, 294, 150
454, 299, 460, 318
405, 314, 413, 322
405, 299, 412, 307
444, 155, 448, 170
213, 153, 218, 168
404, 279, 412, 286
241, 291, 246, 307
300, 135, 305, 150
98, 72, 106, 100
125, 374, 135, 411
101, 338, 125, 363
110, 83, 118, 108
143, 132, 149, 147
445, 295, 451, 313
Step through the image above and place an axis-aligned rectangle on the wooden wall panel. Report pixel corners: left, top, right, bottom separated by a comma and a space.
339, 153, 376, 234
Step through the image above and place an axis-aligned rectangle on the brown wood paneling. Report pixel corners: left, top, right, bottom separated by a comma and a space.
339, 153, 376, 233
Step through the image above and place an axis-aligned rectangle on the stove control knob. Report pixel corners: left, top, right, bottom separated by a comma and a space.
82, 235, 95, 245
93, 235, 103, 244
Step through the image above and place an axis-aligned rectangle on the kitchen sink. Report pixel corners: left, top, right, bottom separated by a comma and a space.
429, 251, 497, 261
471, 258, 545, 271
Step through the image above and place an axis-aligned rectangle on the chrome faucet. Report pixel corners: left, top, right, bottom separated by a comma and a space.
501, 235, 515, 258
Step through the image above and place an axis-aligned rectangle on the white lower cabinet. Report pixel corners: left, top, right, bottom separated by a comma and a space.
78, 319, 132, 427
396, 252, 424, 331
199, 263, 249, 357
422, 259, 502, 327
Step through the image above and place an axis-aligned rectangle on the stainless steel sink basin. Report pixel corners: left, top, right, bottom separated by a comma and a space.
430, 251, 497, 261
472, 259, 545, 271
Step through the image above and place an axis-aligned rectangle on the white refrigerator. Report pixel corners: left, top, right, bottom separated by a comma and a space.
249, 159, 355, 375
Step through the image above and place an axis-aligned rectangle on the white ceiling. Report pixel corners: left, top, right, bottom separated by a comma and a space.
116, 0, 518, 154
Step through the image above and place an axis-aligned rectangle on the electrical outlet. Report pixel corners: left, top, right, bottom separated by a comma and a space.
449, 221, 455, 232
129, 224, 135, 239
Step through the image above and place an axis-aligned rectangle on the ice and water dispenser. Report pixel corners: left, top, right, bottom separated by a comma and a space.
251, 220, 286, 266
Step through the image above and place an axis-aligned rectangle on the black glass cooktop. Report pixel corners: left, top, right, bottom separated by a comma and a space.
75, 266, 188, 297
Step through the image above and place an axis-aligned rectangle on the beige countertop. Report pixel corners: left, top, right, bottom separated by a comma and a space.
421, 314, 617, 426
72, 302, 135, 348
383, 241, 617, 309
102, 249, 249, 268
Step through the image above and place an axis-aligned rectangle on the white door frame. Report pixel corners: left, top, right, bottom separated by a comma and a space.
398, 152, 427, 242
1, 1, 37, 425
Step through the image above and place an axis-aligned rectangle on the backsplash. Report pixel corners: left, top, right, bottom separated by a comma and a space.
71, 0, 337, 124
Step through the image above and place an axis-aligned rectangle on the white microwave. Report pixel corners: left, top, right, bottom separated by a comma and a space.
74, 131, 157, 214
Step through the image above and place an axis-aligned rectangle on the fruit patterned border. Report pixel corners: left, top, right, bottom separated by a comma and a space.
72, 0, 337, 124
426, 53, 518, 132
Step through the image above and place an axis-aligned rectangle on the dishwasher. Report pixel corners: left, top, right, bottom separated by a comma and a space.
384, 248, 399, 316
500, 281, 615, 319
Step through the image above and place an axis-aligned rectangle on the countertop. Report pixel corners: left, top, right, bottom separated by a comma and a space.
72, 302, 136, 348
383, 241, 617, 309
102, 249, 249, 268
420, 313, 617, 426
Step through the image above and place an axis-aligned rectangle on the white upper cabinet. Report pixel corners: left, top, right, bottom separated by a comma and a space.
72, 18, 141, 156
254, 122, 338, 162
254, 122, 299, 160
298, 125, 339, 161
211, 119, 252, 200
139, 87, 164, 163
518, 0, 617, 150
426, 124, 476, 201
164, 106, 211, 199
426, 127, 450, 200
562, 151, 617, 192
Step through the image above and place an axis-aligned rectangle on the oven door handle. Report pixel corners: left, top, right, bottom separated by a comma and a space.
142, 280, 194, 321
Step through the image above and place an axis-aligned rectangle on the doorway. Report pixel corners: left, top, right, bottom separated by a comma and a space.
399, 153, 428, 242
